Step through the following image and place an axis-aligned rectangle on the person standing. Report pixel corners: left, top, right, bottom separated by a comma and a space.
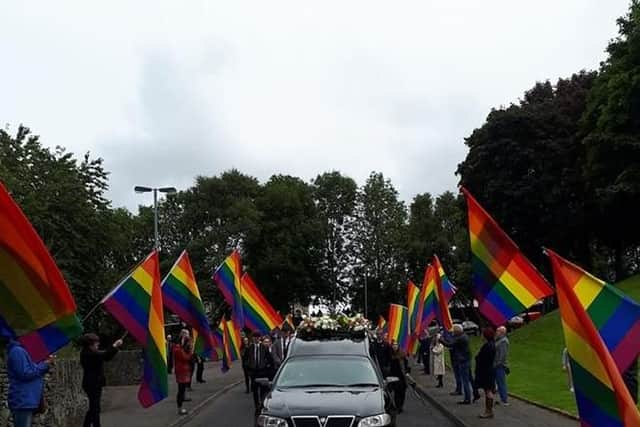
80, 333, 123, 427
241, 336, 251, 393
173, 332, 194, 415
273, 329, 290, 368
494, 326, 510, 405
372, 332, 392, 377
561, 347, 573, 393
475, 328, 497, 419
194, 354, 205, 383
389, 341, 409, 413
442, 324, 473, 404
418, 328, 431, 375
431, 334, 445, 388
248, 333, 273, 414
166, 334, 174, 374
6, 339, 52, 427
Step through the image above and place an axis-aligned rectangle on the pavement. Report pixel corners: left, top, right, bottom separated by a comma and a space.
409, 360, 578, 427
101, 361, 243, 427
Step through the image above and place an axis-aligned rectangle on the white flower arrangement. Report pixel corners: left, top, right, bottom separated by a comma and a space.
296, 313, 371, 339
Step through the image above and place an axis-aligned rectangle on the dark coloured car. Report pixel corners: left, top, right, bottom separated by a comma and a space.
256, 338, 397, 427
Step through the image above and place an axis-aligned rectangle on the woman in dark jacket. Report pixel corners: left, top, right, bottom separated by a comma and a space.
389, 341, 409, 413
173, 331, 194, 415
80, 333, 122, 427
474, 327, 496, 419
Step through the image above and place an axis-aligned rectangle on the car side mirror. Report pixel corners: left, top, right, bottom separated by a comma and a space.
255, 378, 272, 388
384, 376, 399, 387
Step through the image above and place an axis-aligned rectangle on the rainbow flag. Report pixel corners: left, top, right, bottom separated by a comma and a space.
162, 250, 215, 359
387, 304, 409, 352
461, 187, 553, 326
419, 264, 437, 327
407, 281, 421, 355
0, 182, 82, 361
213, 250, 244, 329
547, 250, 640, 375
242, 273, 283, 335
103, 252, 167, 407
193, 329, 219, 361
377, 315, 387, 332
225, 319, 242, 362
549, 249, 640, 426
433, 255, 455, 331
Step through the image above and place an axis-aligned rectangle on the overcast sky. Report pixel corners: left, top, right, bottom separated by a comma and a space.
0, 1, 630, 211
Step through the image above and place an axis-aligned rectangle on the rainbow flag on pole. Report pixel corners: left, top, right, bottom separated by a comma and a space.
103, 252, 168, 407
162, 250, 215, 359
225, 319, 242, 362
387, 304, 409, 352
213, 250, 244, 329
220, 318, 232, 373
407, 281, 421, 354
0, 182, 82, 361
419, 265, 437, 327
547, 250, 640, 375
461, 187, 553, 326
549, 249, 640, 426
433, 255, 455, 332
241, 273, 283, 335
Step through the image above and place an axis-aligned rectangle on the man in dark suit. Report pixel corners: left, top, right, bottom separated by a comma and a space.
248, 333, 274, 414
273, 328, 291, 368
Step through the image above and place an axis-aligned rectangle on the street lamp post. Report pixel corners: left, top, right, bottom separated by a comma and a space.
364, 268, 368, 318
134, 186, 177, 251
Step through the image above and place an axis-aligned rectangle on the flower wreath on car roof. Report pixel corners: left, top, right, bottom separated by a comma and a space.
296, 314, 372, 340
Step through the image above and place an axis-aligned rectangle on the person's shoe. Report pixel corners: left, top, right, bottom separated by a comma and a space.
478, 397, 494, 418
183, 398, 192, 402
179, 408, 188, 415
457, 400, 471, 405
501, 401, 510, 406
197, 380, 206, 383
450, 391, 462, 396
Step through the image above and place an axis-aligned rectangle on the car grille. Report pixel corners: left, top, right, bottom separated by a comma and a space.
291, 416, 355, 427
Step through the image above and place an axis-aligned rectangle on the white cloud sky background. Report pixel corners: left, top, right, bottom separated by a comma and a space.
0, 1, 630, 210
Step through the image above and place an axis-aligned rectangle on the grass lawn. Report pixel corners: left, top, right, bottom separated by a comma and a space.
485, 273, 640, 416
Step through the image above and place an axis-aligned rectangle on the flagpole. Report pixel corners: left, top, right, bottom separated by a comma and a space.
82, 251, 156, 323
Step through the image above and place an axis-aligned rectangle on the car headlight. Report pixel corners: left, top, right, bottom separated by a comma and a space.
256, 415, 288, 427
357, 413, 392, 426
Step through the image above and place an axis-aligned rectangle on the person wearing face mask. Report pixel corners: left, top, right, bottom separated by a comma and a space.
80, 333, 123, 427
389, 341, 409, 413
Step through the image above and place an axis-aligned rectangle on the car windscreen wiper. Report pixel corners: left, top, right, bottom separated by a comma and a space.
280, 383, 346, 388
344, 383, 379, 387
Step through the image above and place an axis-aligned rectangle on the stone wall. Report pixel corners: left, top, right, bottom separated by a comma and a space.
0, 359, 85, 427
0, 351, 142, 426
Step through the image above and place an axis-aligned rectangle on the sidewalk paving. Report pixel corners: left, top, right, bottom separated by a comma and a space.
410, 361, 578, 427
101, 361, 243, 427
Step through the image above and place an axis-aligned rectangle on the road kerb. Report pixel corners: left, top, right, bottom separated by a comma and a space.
168, 380, 243, 427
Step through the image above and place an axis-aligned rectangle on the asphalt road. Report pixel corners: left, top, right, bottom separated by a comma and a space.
185, 383, 456, 427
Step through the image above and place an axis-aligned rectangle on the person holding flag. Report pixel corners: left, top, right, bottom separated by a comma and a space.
5, 337, 53, 427
173, 329, 194, 415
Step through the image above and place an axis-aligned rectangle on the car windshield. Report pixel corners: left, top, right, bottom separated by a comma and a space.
275, 357, 379, 388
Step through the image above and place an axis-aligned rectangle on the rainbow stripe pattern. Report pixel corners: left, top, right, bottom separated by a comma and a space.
387, 304, 409, 351
549, 249, 640, 427
407, 281, 421, 355
419, 265, 437, 327
433, 255, 455, 331
162, 250, 215, 359
103, 251, 167, 407
242, 273, 283, 335
462, 187, 553, 326
547, 250, 640, 375
220, 319, 232, 373
0, 182, 82, 361
213, 250, 244, 329
225, 319, 242, 362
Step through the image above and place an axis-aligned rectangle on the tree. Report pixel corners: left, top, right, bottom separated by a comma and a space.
352, 172, 408, 318
244, 175, 326, 312
406, 193, 438, 281
457, 72, 597, 278
582, 0, 640, 279
312, 171, 358, 307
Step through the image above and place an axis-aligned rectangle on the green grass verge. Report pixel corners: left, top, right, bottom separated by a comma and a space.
492, 273, 640, 415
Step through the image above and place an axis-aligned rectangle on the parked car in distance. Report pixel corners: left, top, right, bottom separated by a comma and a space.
452, 319, 480, 336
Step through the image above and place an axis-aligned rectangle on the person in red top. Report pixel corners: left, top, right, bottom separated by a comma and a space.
173, 329, 193, 415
